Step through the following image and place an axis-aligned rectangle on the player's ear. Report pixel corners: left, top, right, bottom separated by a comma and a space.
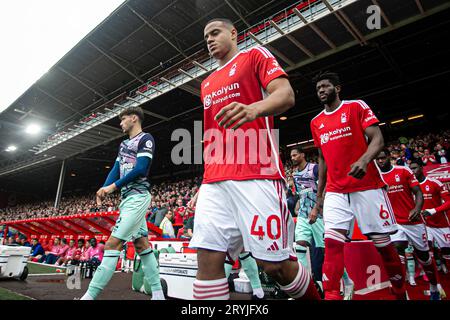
230, 27, 238, 42
335, 85, 341, 94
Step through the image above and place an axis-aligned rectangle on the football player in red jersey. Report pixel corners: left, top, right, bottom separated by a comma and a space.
377, 151, 442, 300
411, 160, 450, 274
188, 18, 319, 300
310, 71, 407, 300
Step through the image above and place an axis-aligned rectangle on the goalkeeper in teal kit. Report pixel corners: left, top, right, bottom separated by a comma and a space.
80, 106, 164, 300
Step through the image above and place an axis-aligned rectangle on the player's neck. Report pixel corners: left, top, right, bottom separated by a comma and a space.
381, 164, 392, 173
417, 174, 426, 183
128, 126, 143, 139
297, 160, 308, 171
218, 46, 239, 67
324, 98, 342, 113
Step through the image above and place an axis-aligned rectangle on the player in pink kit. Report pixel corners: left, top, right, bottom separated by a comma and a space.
309, 71, 406, 300
410, 160, 450, 273
377, 151, 442, 300
188, 18, 319, 300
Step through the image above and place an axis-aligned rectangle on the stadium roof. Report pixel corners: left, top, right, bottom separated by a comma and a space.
0, 0, 449, 195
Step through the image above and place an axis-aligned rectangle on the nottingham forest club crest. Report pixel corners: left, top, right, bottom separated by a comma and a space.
426, 185, 430, 192
395, 174, 400, 182
229, 63, 237, 77
341, 112, 347, 124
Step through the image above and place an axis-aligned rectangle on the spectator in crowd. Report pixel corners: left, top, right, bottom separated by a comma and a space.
59, 238, 70, 258
56, 239, 76, 266
422, 148, 437, 166
82, 238, 104, 264
181, 214, 195, 240
390, 150, 405, 166
154, 202, 169, 227
72, 239, 86, 264
44, 237, 62, 264
7, 236, 18, 246
160, 210, 175, 238
400, 143, 412, 161
28, 238, 45, 261
435, 144, 448, 163
18, 235, 31, 247
0, 177, 202, 223
173, 199, 187, 235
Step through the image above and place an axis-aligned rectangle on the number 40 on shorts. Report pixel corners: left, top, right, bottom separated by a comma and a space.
250, 214, 281, 240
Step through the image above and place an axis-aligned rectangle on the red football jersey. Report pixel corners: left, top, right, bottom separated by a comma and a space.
420, 178, 450, 228
201, 47, 287, 184
381, 166, 420, 225
174, 206, 186, 225
310, 100, 385, 193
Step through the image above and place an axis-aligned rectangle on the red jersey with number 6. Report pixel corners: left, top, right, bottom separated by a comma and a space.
419, 178, 450, 228
380, 166, 420, 225
310, 100, 385, 194
201, 47, 287, 184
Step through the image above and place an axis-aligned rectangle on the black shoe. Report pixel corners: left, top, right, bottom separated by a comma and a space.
314, 281, 325, 299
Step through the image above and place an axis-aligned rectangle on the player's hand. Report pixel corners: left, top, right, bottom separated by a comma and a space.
348, 160, 368, 179
308, 207, 319, 224
215, 102, 258, 130
408, 208, 422, 222
103, 184, 117, 195
96, 188, 107, 206
421, 209, 435, 217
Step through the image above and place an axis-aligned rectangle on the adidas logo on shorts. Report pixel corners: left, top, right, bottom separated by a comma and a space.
383, 221, 391, 227
267, 242, 279, 251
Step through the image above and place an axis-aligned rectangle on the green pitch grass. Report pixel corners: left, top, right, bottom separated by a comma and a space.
27, 262, 66, 274
0, 287, 32, 300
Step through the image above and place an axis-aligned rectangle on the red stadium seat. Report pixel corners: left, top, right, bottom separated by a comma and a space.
181, 247, 197, 253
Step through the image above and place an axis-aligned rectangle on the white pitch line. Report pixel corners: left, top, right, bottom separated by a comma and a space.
28, 273, 66, 276
355, 281, 390, 295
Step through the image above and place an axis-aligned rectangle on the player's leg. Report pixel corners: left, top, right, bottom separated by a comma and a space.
322, 192, 354, 300
294, 216, 312, 272
404, 224, 441, 298
189, 183, 237, 300
80, 236, 123, 300
427, 227, 450, 298
390, 225, 410, 283
224, 257, 234, 280
341, 219, 354, 299
81, 192, 149, 300
131, 192, 164, 300
310, 218, 325, 280
239, 252, 264, 299
404, 245, 417, 286
229, 180, 319, 300
351, 189, 407, 299
429, 226, 450, 271
134, 236, 164, 300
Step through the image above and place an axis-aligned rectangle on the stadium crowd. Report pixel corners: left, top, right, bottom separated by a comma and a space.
1, 130, 449, 240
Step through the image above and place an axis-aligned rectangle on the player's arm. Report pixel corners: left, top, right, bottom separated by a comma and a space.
409, 185, 424, 222
348, 124, 384, 179
97, 136, 154, 203
97, 157, 151, 204
215, 77, 295, 129
102, 160, 120, 187
423, 185, 450, 217
113, 157, 151, 190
